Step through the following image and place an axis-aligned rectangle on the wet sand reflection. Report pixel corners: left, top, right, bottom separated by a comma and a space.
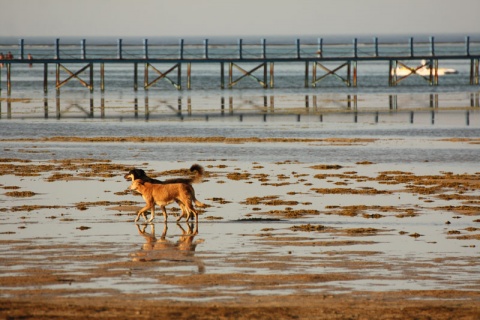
131, 222, 205, 274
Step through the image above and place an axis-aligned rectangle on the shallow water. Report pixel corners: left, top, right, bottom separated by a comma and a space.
1, 150, 479, 299
1, 37, 479, 304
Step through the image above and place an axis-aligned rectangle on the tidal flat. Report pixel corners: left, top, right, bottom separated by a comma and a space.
1, 133, 479, 319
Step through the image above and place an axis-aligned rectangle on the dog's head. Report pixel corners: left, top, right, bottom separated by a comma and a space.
129, 179, 145, 191
124, 168, 147, 182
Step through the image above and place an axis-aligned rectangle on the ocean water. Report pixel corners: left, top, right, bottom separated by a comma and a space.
0, 35, 479, 164
1, 36, 480, 299
0, 35, 479, 121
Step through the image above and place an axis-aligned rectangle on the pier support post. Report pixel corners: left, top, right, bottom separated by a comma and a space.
187, 63, 191, 89
270, 62, 274, 88
238, 39, 243, 59
430, 94, 439, 108
134, 63, 138, 91
431, 59, 439, 86
389, 95, 398, 109
179, 39, 184, 60
296, 39, 301, 59
43, 63, 48, 94
261, 39, 266, 59
317, 38, 323, 57
204, 39, 209, 59
352, 61, 357, 87
465, 36, 470, 56
19, 39, 24, 60
470, 92, 479, 107
89, 63, 93, 92
221, 62, 225, 89
430, 36, 435, 56
178, 63, 182, 88
470, 59, 479, 85
81, 39, 86, 59
117, 39, 123, 59
143, 39, 148, 59
353, 38, 358, 58
409, 38, 414, 58
6, 63, 11, 95
304, 61, 309, 88
100, 63, 105, 92
55, 38, 60, 59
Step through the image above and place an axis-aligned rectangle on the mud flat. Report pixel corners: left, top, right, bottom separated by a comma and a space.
0, 136, 479, 319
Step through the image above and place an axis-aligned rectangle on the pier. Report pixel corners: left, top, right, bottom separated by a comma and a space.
0, 37, 479, 94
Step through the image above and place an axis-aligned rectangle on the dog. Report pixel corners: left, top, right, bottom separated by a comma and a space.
125, 164, 204, 221
124, 164, 204, 185
129, 179, 204, 223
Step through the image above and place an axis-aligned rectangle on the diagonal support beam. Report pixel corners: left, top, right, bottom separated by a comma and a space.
312, 62, 354, 87
390, 60, 438, 86
56, 63, 93, 91
228, 62, 267, 88
394, 61, 432, 84
144, 63, 181, 90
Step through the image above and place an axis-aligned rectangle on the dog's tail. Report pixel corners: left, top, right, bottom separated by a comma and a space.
189, 164, 204, 184
194, 199, 205, 208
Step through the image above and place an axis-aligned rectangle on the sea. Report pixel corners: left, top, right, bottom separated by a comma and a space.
1, 35, 480, 297
0, 34, 479, 157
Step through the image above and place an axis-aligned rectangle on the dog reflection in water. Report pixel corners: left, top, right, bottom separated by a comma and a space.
131, 222, 205, 273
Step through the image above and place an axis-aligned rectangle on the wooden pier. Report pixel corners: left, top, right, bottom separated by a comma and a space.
0, 37, 479, 94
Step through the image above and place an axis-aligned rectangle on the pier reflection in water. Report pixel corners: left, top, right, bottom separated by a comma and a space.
1, 92, 478, 124
131, 222, 205, 274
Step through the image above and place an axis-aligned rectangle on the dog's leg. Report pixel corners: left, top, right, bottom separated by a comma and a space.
192, 208, 198, 223
184, 203, 197, 223
175, 201, 188, 222
176, 207, 186, 222
135, 206, 150, 223
147, 205, 156, 222
184, 207, 191, 222
160, 206, 168, 222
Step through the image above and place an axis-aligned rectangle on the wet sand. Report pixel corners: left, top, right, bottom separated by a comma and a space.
1, 136, 479, 319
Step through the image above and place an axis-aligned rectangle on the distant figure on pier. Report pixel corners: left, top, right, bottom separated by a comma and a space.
0, 52, 4, 67
28, 53, 33, 67
6, 51, 14, 60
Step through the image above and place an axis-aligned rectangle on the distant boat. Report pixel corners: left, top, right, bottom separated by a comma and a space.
394, 60, 458, 76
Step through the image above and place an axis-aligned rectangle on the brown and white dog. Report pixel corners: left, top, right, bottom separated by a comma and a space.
124, 164, 204, 185
124, 164, 205, 222
129, 179, 204, 223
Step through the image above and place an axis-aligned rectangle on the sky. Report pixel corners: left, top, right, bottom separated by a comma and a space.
1, 0, 479, 39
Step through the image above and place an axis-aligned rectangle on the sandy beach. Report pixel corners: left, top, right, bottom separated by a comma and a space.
1, 134, 479, 319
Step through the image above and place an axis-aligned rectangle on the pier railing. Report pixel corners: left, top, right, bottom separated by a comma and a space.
0, 37, 479, 93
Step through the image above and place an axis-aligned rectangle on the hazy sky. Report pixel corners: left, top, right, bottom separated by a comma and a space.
1, 0, 479, 39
